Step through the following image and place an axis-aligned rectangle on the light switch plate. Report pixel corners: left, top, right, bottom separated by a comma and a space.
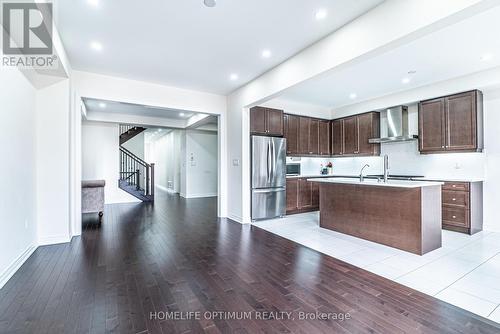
233, 159, 240, 166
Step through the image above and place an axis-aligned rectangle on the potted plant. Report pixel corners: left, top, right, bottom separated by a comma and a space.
326, 162, 333, 175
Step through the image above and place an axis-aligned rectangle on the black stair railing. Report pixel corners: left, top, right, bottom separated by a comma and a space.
119, 124, 134, 136
119, 146, 155, 197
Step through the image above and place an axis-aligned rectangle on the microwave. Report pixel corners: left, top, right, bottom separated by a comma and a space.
286, 163, 301, 176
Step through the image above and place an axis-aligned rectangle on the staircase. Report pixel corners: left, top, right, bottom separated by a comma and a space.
119, 125, 154, 202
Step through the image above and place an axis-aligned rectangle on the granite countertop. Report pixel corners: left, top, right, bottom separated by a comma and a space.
307, 177, 443, 188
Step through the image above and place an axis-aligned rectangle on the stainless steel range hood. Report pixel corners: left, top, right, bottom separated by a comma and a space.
368, 105, 418, 143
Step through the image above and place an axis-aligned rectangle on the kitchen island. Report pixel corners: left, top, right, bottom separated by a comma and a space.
309, 178, 443, 255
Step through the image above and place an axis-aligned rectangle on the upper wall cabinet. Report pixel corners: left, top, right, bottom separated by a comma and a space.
284, 114, 330, 156
419, 90, 483, 154
284, 114, 299, 154
250, 106, 284, 136
331, 112, 380, 157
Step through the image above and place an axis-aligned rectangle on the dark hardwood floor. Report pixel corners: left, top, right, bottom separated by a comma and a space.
1, 192, 499, 334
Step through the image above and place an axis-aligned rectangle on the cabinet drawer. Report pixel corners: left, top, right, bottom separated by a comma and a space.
442, 182, 469, 192
443, 206, 469, 228
442, 190, 469, 207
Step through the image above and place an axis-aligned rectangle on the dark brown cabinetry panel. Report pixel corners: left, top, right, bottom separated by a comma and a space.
331, 119, 344, 156
250, 106, 284, 136
297, 179, 312, 209
286, 178, 299, 212
267, 108, 284, 136
319, 120, 331, 156
286, 177, 320, 214
309, 119, 320, 155
331, 112, 379, 157
284, 114, 299, 155
358, 112, 380, 156
419, 90, 483, 154
446, 91, 477, 151
419, 98, 446, 152
429, 180, 483, 235
250, 106, 267, 135
343, 116, 358, 155
298, 117, 310, 155
311, 182, 320, 208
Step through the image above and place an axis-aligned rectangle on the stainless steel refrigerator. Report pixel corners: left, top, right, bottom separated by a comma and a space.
251, 135, 286, 220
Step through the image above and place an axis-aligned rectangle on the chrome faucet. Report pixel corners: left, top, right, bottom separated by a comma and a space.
383, 154, 389, 183
359, 164, 370, 182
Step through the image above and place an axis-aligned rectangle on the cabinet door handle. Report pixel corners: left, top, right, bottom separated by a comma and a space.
452, 198, 456, 201
452, 215, 457, 219
442, 146, 445, 148
452, 185, 456, 188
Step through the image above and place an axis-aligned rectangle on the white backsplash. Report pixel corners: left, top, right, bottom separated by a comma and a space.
287, 140, 486, 179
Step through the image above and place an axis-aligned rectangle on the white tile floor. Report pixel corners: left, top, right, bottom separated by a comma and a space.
254, 212, 500, 323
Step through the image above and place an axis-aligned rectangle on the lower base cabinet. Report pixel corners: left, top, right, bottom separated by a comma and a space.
286, 178, 320, 214
440, 181, 483, 235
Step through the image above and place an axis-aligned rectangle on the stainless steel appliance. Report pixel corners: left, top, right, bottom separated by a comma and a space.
286, 163, 301, 176
251, 136, 286, 220
369, 106, 418, 143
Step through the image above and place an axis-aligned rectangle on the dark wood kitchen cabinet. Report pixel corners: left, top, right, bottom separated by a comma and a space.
331, 112, 380, 157
250, 106, 284, 136
426, 180, 483, 235
298, 116, 320, 155
285, 114, 330, 156
419, 90, 483, 153
286, 178, 299, 212
358, 112, 380, 155
343, 116, 358, 155
284, 114, 299, 154
286, 177, 320, 214
331, 119, 344, 156
319, 120, 331, 156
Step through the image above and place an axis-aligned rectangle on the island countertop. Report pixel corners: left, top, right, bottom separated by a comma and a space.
308, 177, 443, 188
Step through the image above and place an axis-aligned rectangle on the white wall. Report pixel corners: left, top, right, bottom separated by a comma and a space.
82, 121, 140, 204
0, 67, 38, 289
183, 130, 218, 198
227, 0, 491, 223
35, 80, 72, 246
122, 131, 145, 160
147, 130, 182, 193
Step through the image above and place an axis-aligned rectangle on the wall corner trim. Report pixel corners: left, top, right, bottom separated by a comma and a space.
0, 244, 38, 290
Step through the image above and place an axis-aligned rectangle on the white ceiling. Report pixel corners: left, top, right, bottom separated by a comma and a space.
279, 5, 500, 109
55, 0, 384, 95
83, 98, 196, 120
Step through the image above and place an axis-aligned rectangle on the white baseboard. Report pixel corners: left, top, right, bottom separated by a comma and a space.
0, 244, 37, 290
38, 235, 71, 246
156, 185, 178, 194
183, 193, 218, 199
228, 213, 243, 223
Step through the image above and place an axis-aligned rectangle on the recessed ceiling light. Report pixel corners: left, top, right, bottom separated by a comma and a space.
88, 0, 99, 6
179, 113, 185, 117
480, 53, 493, 61
229, 73, 239, 81
402, 77, 411, 84
349, 93, 357, 99
90, 41, 102, 51
261, 49, 272, 58
204, 0, 216, 7
98, 102, 106, 108
315, 9, 327, 20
